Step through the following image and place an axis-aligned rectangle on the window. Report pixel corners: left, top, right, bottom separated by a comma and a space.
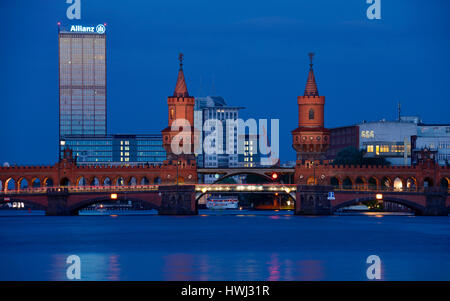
309, 109, 314, 120
367, 145, 374, 152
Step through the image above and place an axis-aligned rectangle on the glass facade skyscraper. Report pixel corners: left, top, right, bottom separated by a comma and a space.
57, 24, 167, 165
59, 25, 106, 139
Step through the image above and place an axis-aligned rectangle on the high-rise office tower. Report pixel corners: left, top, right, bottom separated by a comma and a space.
58, 24, 107, 141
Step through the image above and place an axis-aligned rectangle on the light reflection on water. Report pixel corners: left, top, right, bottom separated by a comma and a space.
0, 211, 449, 280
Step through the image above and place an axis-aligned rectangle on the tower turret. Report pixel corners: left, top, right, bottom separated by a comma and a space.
292, 53, 330, 162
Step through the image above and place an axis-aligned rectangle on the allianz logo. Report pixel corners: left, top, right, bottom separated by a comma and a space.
70, 24, 106, 34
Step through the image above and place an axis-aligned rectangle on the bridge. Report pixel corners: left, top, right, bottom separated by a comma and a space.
1, 183, 448, 216
1, 55, 449, 216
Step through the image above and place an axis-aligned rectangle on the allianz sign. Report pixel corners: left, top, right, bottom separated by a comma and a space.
70, 24, 106, 34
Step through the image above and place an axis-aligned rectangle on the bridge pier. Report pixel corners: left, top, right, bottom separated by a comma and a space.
422, 188, 448, 216
46, 188, 73, 216
295, 185, 333, 215
158, 185, 197, 215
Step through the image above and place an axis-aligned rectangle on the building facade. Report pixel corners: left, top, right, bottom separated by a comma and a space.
327, 125, 360, 160
358, 119, 416, 166
57, 24, 167, 166
412, 124, 450, 165
194, 96, 243, 169
60, 134, 166, 165
58, 24, 107, 141
238, 134, 261, 168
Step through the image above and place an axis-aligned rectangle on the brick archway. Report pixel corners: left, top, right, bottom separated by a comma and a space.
67, 195, 160, 215
332, 196, 425, 215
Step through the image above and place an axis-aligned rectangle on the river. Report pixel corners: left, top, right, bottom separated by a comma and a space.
0, 210, 449, 280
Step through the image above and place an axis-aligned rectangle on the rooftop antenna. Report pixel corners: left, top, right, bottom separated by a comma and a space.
398, 101, 401, 121
308, 52, 315, 69
178, 52, 183, 70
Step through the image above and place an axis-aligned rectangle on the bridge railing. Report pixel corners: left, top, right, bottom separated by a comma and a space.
0, 185, 160, 195
333, 186, 449, 194
1, 184, 448, 195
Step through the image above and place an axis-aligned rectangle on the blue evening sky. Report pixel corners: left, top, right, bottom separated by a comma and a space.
0, 0, 449, 165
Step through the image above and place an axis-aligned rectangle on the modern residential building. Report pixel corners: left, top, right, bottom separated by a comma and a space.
412, 124, 450, 165
238, 134, 261, 168
58, 23, 107, 141
194, 96, 243, 169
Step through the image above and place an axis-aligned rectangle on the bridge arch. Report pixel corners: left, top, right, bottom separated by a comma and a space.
77, 176, 87, 187
140, 177, 150, 185
89, 177, 100, 186
355, 177, 366, 190
306, 176, 317, 185
213, 171, 273, 184
102, 177, 112, 186
381, 176, 392, 189
42, 177, 53, 187
60, 177, 70, 186
115, 176, 125, 186
128, 176, 137, 186
194, 189, 296, 205
153, 177, 161, 185
333, 196, 425, 215
423, 177, 434, 187
31, 177, 41, 188
68, 195, 160, 215
406, 177, 417, 190
330, 176, 340, 189
18, 177, 29, 189
1, 197, 47, 210
342, 177, 353, 189
393, 177, 403, 191
368, 176, 378, 190
440, 177, 449, 189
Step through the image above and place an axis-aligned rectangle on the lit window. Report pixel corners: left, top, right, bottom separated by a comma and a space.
367, 145, 374, 152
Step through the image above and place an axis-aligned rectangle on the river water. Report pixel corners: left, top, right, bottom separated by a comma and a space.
0, 210, 449, 281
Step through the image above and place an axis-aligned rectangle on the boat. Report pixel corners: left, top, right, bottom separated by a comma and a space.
206, 196, 239, 209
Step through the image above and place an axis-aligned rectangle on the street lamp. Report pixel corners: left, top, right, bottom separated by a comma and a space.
176, 155, 181, 187
311, 161, 316, 185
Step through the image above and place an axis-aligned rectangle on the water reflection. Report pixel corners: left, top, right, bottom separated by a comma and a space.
49, 253, 121, 280
0, 213, 449, 280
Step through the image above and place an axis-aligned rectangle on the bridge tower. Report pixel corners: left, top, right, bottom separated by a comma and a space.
160, 53, 198, 184
292, 53, 330, 163
160, 54, 198, 214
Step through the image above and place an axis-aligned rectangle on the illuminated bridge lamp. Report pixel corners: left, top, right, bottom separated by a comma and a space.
376, 194, 383, 200
110, 193, 118, 200
201, 188, 207, 193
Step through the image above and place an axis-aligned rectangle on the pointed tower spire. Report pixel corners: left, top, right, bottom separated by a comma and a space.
304, 52, 319, 97
174, 53, 189, 97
